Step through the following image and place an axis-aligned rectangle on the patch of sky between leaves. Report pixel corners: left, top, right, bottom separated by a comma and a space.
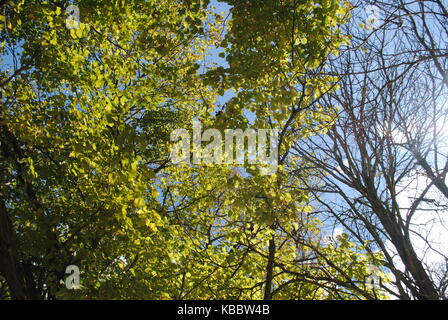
207, 0, 255, 124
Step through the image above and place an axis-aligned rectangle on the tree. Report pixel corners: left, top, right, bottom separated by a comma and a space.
1, 0, 385, 300
0, 0, 220, 299
291, 0, 448, 299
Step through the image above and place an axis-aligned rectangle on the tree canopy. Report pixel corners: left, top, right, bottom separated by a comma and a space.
1, 0, 446, 300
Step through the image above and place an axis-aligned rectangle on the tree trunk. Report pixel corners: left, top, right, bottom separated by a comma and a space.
0, 196, 28, 299
263, 236, 276, 300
